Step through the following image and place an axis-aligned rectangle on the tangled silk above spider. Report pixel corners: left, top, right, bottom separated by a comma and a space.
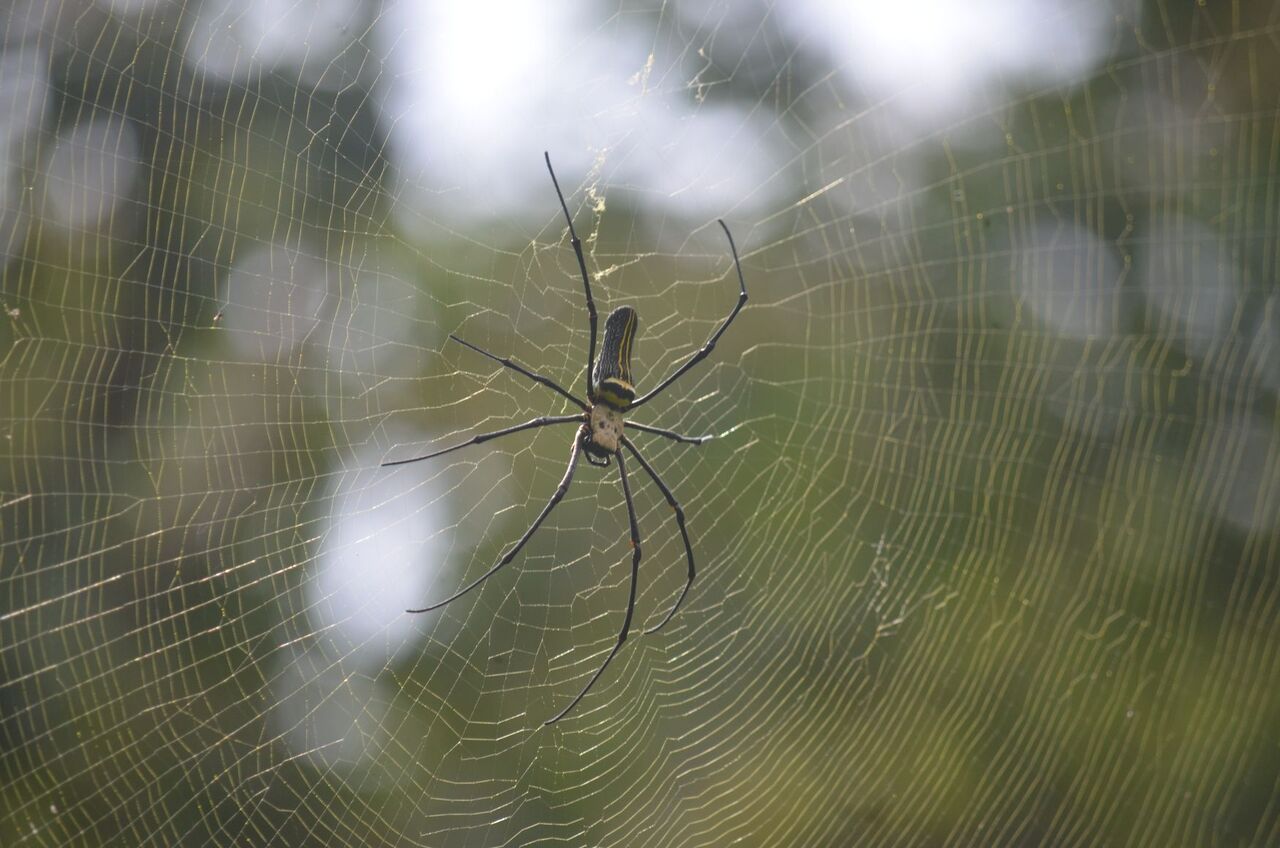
384, 152, 748, 724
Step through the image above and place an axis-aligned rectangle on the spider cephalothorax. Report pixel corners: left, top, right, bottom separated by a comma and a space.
383, 152, 748, 723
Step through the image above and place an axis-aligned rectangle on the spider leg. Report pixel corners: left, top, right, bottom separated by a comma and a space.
408, 437, 583, 614
450, 334, 587, 411
621, 437, 695, 634
626, 420, 712, 445
545, 152, 598, 400
545, 447, 641, 724
629, 219, 748, 410
381, 414, 582, 467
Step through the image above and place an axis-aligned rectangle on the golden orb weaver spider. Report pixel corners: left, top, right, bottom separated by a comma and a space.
384, 152, 748, 724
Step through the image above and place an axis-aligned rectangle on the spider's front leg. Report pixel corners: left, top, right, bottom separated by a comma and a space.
406, 435, 584, 613
622, 437, 695, 633
545, 446, 642, 724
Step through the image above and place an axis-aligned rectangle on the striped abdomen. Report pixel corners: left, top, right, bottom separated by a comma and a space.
593, 306, 637, 409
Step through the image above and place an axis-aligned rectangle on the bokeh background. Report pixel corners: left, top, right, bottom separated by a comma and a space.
2, 1, 1278, 845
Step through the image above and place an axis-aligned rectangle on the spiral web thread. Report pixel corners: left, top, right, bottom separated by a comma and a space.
2, 2, 1278, 845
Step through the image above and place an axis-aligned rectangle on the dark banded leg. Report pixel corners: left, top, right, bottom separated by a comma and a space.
381, 414, 583, 467
408, 438, 583, 613
622, 438, 694, 634
450, 334, 587, 411
630, 220, 748, 410
545, 152, 598, 400
627, 420, 712, 445
545, 447, 641, 724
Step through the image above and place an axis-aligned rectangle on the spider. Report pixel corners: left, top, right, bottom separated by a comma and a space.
384, 152, 747, 724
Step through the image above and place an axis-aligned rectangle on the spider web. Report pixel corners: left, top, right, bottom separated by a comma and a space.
3, 0, 1279, 845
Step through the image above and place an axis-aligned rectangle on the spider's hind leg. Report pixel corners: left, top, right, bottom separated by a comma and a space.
545, 151, 598, 400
